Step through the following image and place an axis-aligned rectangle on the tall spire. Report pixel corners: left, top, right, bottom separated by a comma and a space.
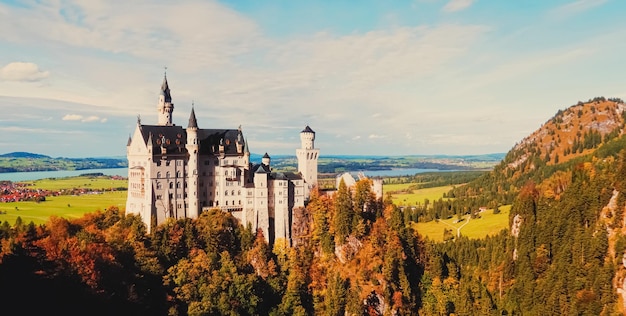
160, 71, 172, 102
188, 104, 198, 128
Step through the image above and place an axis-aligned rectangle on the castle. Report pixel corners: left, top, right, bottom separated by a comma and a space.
125, 74, 319, 245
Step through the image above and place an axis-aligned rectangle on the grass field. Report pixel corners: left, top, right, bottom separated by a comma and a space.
0, 191, 127, 226
1, 175, 128, 226
389, 185, 455, 206
412, 205, 511, 242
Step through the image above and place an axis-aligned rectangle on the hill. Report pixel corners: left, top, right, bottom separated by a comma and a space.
0, 152, 127, 173
436, 96, 626, 314
0, 152, 50, 159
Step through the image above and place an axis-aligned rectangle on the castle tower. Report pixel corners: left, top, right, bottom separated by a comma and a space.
296, 126, 319, 200
186, 106, 199, 219
262, 152, 271, 167
157, 74, 174, 126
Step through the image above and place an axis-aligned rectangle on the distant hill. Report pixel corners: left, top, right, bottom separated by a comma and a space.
263, 153, 504, 174
0, 152, 50, 159
0, 152, 127, 173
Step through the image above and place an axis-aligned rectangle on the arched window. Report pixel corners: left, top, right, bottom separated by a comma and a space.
225, 201, 229, 206
176, 171, 181, 177
169, 182, 174, 189
238, 190, 241, 195
176, 182, 181, 188
157, 172, 161, 178
231, 190, 235, 195
225, 191, 228, 196
166, 171, 170, 178
156, 182, 162, 189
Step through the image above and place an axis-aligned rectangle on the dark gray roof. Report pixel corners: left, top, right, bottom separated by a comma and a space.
188, 107, 198, 128
302, 125, 315, 133
137, 124, 245, 157
263, 152, 270, 158
140, 125, 187, 154
160, 75, 172, 102
252, 163, 270, 174
270, 172, 302, 180
197, 129, 243, 156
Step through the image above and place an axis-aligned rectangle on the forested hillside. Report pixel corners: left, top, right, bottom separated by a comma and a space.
432, 97, 626, 314
3, 98, 626, 315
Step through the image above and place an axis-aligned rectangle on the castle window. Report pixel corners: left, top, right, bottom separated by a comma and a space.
156, 161, 161, 166
225, 191, 228, 196
157, 172, 161, 178
225, 201, 228, 206
169, 193, 173, 199
157, 195, 162, 200
176, 182, 181, 188
177, 160, 182, 166
238, 200, 241, 205
166, 171, 170, 178
231, 190, 235, 195
169, 182, 174, 189
176, 171, 181, 177
238, 190, 241, 195
166, 161, 171, 166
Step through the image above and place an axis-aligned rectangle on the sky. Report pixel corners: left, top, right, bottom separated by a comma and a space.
1, 0, 626, 158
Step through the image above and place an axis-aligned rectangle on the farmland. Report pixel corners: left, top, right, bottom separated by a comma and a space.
412, 205, 511, 242
0, 175, 127, 226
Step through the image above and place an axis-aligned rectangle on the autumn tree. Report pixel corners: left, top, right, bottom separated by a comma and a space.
333, 179, 354, 244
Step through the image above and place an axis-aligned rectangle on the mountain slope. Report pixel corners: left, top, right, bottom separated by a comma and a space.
508, 97, 625, 170
436, 97, 626, 314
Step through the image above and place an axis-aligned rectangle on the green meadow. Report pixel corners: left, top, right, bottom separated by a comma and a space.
412, 205, 511, 242
387, 184, 455, 206
1, 176, 127, 226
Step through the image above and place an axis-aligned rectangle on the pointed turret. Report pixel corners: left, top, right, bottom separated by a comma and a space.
160, 74, 172, 102
157, 72, 174, 126
262, 152, 271, 166
188, 106, 198, 128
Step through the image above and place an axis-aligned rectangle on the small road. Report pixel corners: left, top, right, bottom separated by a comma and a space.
440, 215, 471, 237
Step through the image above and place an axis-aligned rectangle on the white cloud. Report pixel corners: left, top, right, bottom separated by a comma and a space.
62, 114, 107, 123
369, 134, 386, 139
550, 0, 607, 18
62, 114, 83, 121
82, 115, 101, 122
0, 62, 49, 81
442, 0, 474, 12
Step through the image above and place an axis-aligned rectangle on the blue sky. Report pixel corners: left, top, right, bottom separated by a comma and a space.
1, 0, 625, 158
